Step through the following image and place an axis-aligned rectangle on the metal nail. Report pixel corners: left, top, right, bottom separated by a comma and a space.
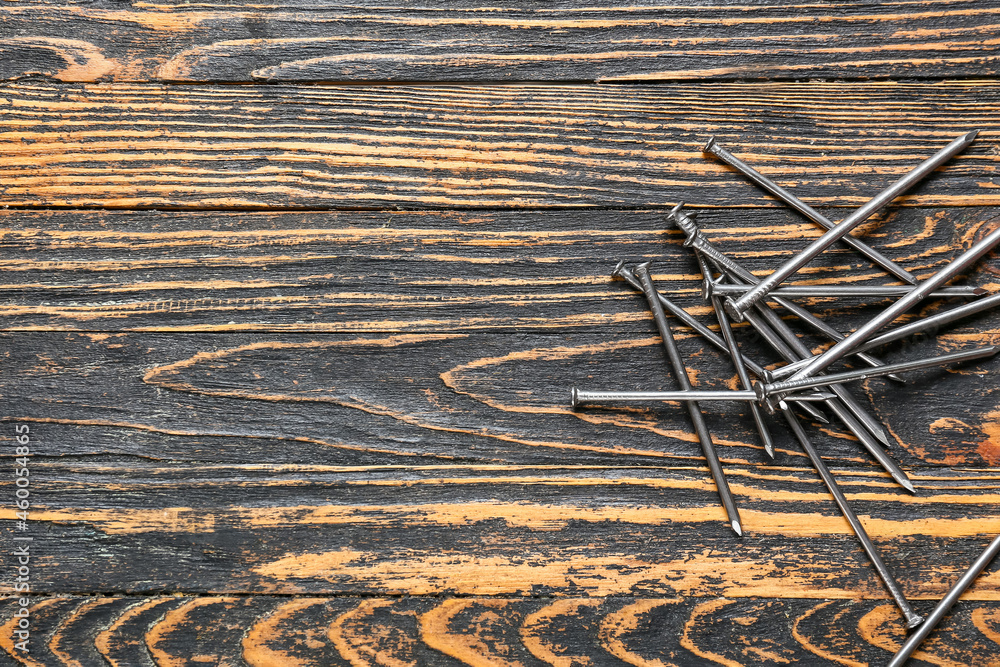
887, 534, 1000, 667
703, 137, 918, 284
721, 131, 979, 322
669, 204, 907, 383
781, 407, 924, 629
756, 347, 999, 406
634, 262, 743, 536
570, 388, 836, 405
612, 261, 766, 377
706, 283, 984, 299
710, 289, 776, 458
736, 276, 897, 448
788, 221, 1000, 382
856, 291, 1000, 354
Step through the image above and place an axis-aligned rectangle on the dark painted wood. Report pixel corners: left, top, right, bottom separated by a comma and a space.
2, 207, 997, 332
0, 457, 999, 596
1, 1, 1000, 83
2, 3, 999, 664
3, 325, 999, 467
1, 595, 999, 665
0, 82, 997, 210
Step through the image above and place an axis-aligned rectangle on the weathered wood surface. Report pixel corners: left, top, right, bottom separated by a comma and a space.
2, 1, 1000, 84
3, 207, 997, 332
0, 595, 999, 666
0, 82, 997, 209
2, 455, 1000, 594
3, 1, 1000, 664
4, 325, 999, 469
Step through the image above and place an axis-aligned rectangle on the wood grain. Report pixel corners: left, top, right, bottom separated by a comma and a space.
1, 459, 1000, 597
0, 82, 997, 209
2, 596, 999, 665
3, 2, 1000, 663
4, 325, 1000, 468
2, 1, 1000, 83
3, 207, 997, 333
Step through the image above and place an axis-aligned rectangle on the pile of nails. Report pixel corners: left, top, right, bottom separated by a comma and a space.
570, 130, 1000, 665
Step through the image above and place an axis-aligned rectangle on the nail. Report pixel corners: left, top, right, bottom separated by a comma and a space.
669, 204, 908, 383
612, 261, 766, 377
722, 131, 979, 322
707, 283, 984, 299
788, 220, 1000, 382
634, 262, 743, 536
697, 252, 778, 457
703, 137, 918, 284
824, 399, 914, 493
614, 260, 828, 427
857, 291, 1000, 354
737, 306, 831, 425
710, 290, 776, 458
781, 407, 924, 629
888, 534, 1000, 666
742, 290, 896, 448
756, 346, 999, 404
570, 388, 836, 405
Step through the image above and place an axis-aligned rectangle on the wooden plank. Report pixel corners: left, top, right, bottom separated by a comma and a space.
4, 208, 997, 333
0, 82, 997, 209
2, 330, 997, 469
0, 460, 999, 598
2, 1, 1000, 83
1, 595, 999, 665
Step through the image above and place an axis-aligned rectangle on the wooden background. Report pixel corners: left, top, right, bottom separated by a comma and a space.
2, 1, 1000, 664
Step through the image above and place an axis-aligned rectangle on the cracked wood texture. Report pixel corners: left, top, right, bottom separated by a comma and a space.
2, 2, 1000, 666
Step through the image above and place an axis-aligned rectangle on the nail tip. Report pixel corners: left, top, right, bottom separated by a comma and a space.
731, 519, 743, 536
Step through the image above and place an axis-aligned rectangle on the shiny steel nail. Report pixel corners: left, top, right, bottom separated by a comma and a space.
634, 262, 743, 536
722, 131, 979, 322
710, 285, 776, 458
614, 261, 825, 427
788, 221, 1000, 382
756, 347, 999, 406
730, 273, 897, 446
782, 407, 924, 629
888, 534, 1000, 667
857, 291, 1000, 353
571, 388, 835, 405
669, 204, 906, 383
703, 137, 917, 284
706, 283, 984, 299
612, 261, 766, 378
